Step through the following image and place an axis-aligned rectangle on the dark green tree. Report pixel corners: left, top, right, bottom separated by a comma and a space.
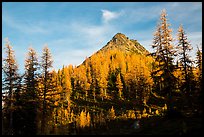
151, 9, 177, 111
2, 39, 20, 135
40, 45, 53, 134
195, 45, 202, 108
177, 25, 194, 95
195, 45, 202, 91
23, 47, 39, 135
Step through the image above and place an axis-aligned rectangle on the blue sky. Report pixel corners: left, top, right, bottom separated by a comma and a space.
2, 2, 202, 74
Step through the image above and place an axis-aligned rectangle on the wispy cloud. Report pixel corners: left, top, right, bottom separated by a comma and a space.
2, 13, 49, 34
188, 31, 202, 56
53, 49, 95, 69
47, 21, 119, 70
101, 9, 122, 23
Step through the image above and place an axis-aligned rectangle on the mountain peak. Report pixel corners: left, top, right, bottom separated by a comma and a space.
111, 33, 129, 45
113, 33, 127, 39
81, 33, 150, 66
97, 32, 149, 56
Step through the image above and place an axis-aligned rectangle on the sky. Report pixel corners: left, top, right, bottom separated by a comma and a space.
2, 2, 202, 74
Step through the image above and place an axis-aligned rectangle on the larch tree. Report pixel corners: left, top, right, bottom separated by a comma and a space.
49, 69, 61, 133
40, 45, 53, 134
86, 112, 91, 127
107, 106, 116, 121
151, 9, 177, 111
89, 58, 97, 102
195, 45, 202, 109
2, 39, 20, 135
79, 110, 86, 128
99, 63, 108, 101
23, 47, 39, 135
85, 59, 92, 100
177, 24, 193, 95
116, 73, 123, 99
12, 71, 24, 135
151, 22, 164, 93
60, 66, 72, 106
195, 45, 202, 94
58, 66, 72, 128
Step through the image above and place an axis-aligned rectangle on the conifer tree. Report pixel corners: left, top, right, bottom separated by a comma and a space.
12, 74, 24, 135
86, 112, 91, 127
151, 22, 164, 93
107, 106, 116, 121
195, 45, 202, 90
151, 9, 176, 111
116, 73, 123, 99
79, 110, 86, 128
177, 24, 193, 95
2, 39, 20, 135
99, 64, 108, 101
85, 60, 92, 100
23, 47, 39, 135
60, 66, 72, 106
40, 45, 53, 134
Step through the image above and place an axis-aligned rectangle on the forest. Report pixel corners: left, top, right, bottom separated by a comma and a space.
2, 9, 202, 135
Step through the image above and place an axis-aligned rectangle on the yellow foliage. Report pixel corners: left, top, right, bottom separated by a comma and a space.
86, 112, 91, 127
54, 101, 58, 106
142, 113, 148, 118
108, 106, 116, 121
155, 110, 159, 115
149, 108, 151, 114
127, 110, 136, 119
136, 114, 142, 119
143, 108, 146, 114
79, 110, 86, 128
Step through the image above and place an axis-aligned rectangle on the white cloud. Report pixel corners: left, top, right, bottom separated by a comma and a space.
101, 9, 122, 23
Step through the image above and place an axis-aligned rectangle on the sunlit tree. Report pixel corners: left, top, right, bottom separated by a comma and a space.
40, 45, 53, 134
195, 45, 202, 90
177, 24, 194, 95
107, 106, 116, 121
151, 9, 177, 111
23, 47, 39, 135
116, 73, 123, 99
2, 39, 20, 135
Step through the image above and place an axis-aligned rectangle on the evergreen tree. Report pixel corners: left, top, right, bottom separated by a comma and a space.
99, 64, 108, 101
107, 106, 116, 121
23, 47, 39, 135
195, 45, 202, 90
116, 73, 123, 99
151, 22, 163, 94
2, 39, 20, 135
60, 66, 72, 106
195, 45, 202, 107
57, 66, 72, 131
79, 110, 86, 128
177, 24, 193, 95
40, 45, 53, 134
151, 9, 177, 111
12, 74, 24, 135
107, 71, 117, 99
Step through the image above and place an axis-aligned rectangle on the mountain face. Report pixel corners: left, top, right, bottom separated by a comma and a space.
73, 32, 153, 103
82, 33, 150, 66
99, 33, 149, 55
